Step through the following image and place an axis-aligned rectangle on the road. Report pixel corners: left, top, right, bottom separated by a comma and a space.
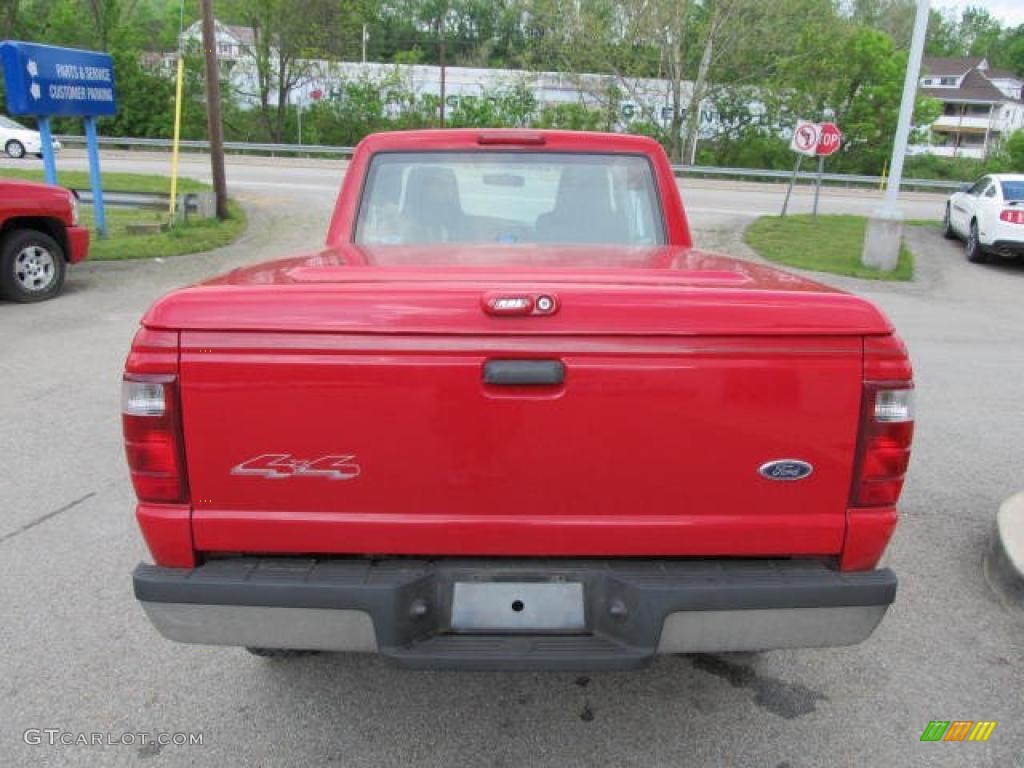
22, 148, 948, 229
1, 150, 1021, 767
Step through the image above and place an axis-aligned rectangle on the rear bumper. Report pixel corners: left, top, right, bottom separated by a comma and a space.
987, 239, 1024, 256
134, 558, 896, 671
66, 225, 89, 263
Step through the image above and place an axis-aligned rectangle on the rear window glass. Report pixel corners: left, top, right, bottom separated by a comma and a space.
1000, 180, 1024, 201
355, 152, 664, 246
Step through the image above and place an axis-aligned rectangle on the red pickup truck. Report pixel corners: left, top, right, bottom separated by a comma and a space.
128, 130, 913, 670
0, 178, 89, 301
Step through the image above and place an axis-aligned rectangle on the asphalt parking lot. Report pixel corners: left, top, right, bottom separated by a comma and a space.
1, 159, 1022, 767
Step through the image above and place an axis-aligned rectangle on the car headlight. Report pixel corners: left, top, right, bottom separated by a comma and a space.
68, 191, 80, 226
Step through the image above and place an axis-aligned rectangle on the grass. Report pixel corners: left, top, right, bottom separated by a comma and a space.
0, 168, 246, 260
0, 168, 210, 194
743, 214, 915, 281
80, 202, 247, 261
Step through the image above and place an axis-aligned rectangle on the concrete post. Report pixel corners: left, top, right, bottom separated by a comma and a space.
862, 0, 930, 271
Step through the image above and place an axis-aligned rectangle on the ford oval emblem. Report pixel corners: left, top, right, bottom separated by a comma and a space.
758, 460, 814, 481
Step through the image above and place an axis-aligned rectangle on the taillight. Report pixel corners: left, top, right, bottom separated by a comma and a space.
851, 385, 914, 506
122, 373, 188, 503
851, 336, 914, 508
1000, 209, 1024, 225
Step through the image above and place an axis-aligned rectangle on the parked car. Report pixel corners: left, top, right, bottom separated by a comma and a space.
127, 129, 914, 670
942, 173, 1024, 263
0, 178, 89, 301
0, 115, 62, 159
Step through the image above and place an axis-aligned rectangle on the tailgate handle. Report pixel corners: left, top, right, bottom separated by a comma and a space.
483, 360, 565, 386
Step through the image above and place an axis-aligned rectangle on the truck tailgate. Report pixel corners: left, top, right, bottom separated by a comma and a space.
180, 331, 863, 557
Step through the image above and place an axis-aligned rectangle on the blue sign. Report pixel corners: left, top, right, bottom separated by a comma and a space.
0, 41, 117, 117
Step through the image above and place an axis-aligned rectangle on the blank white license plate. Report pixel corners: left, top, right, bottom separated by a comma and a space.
450, 582, 585, 632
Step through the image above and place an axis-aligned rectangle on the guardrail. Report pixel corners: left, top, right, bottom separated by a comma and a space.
59, 134, 356, 157
73, 188, 212, 220
56, 134, 962, 193
675, 164, 961, 192
74, 189, 167, 208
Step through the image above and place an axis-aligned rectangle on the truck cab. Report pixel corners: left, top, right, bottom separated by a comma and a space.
0, 177, 89, 301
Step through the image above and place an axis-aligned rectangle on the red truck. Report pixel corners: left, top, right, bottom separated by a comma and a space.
0, 178, 89, 301
128, 130, 913, 670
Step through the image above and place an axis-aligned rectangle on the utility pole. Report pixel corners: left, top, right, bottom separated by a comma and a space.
438, 8, 447, 128
200, 0, 229, 220
862, 0, 929, 271
362, 23, 368, 65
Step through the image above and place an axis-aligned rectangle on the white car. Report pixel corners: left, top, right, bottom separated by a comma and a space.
943, 173, 1024, 263
0, 116, 62, 160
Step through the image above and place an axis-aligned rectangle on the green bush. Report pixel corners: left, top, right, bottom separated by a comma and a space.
700, 128, 792, 170
535, 102, 604, 131
1006, 130, 1024, 172
446, 82, 537, 128
903, 152, 1011, 182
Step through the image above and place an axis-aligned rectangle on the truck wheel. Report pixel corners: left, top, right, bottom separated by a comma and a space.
965, 220, 987, 264
941, 205, 957, 240
245, 647, 320, 658
0, 229, 67, 302
5, 139, 25, 159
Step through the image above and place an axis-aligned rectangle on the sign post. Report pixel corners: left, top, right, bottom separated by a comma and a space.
0, 41, 118, 237
36, 117, 57, 184
83, 116, 106, 235
812, 121, 842, 218
782, 120, 819, 217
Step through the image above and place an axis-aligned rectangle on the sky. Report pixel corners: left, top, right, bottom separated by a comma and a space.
934, 0, 1024, 27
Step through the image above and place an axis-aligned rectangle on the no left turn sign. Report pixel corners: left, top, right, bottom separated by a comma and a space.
790, 120, 820, 157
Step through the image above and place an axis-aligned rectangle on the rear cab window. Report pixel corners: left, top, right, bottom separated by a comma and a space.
355, 152, 665, 247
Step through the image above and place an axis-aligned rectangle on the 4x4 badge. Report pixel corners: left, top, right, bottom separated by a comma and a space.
231, 453, 361, 480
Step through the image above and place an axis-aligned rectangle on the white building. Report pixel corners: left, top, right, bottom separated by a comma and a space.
179, 19, 265, 63
164, 19, 707, 134
917, 56, 1024, 159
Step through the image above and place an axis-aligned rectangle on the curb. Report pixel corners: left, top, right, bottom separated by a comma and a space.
984, 492, 1024, 610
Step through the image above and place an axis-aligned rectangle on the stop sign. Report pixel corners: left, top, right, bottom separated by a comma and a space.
816, 122, 842, 156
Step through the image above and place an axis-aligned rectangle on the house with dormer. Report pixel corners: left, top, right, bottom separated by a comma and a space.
918, 56, 1024, 159
178, 20, 266, 62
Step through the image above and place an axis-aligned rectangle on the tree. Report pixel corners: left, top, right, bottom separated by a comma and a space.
958, 7, 1002, 58
2, 0, 18, 39
924, 6, 1009, 62
524, 0, 758, 163
994, 24, 1024, 76
84, 0, 142, 50
925, 9, 962, 56
218, 0, 360, 142
771, 15, 942, 174
850, 0, 916, 48
100, 49, 174, 136
1006, 129, 1024, 172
